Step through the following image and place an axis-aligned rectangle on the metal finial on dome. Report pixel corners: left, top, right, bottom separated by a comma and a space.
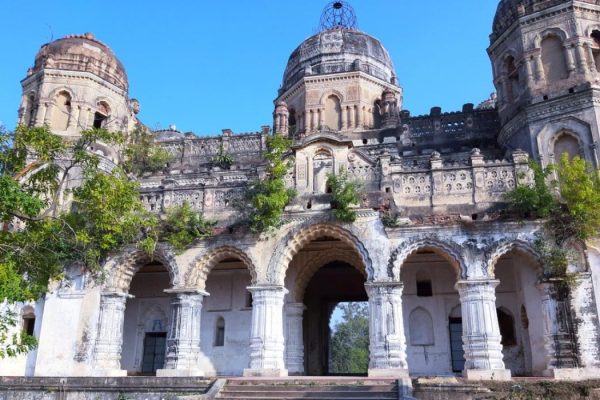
319, 1, 358, 31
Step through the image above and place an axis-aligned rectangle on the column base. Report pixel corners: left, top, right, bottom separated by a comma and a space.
464, 369, 511, 381
91, 369, 128, 377
156, 368, 204, 377
543, 367, 600, 381
368, 368, 410, 378
243, 368, 288, 377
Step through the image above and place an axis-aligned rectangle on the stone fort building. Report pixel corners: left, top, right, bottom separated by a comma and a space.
3, 0, 600, 383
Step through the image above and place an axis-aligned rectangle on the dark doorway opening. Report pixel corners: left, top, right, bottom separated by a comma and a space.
449, 317, 465, 373
141, 332, 166, 374
303, 261, 368, 376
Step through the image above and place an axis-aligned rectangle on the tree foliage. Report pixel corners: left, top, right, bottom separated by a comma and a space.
327, 170, 363, 223
122, 123, 173, 176
0, 124, 211, 357
506, 154, 600, 282
329, 302, 369, 375
245, 135, 295, 233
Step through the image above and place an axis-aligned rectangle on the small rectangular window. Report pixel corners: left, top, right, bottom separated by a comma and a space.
416, 280, 433, 297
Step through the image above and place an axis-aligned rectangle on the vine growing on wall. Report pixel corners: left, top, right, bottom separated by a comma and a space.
244, 135, 295, 233
506, 154, 600, 284
327, 170, 363, 223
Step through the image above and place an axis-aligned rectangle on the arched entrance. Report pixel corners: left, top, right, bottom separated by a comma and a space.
279, 225, 370, 376
397, 245, 463, 375
492, 247, 551, 376
121, 261, 171, 375
187, 246, 257, 376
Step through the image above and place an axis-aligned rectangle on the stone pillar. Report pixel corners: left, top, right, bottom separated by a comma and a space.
349, 106, 355, 129
586, 44, 598, 74
357, 106, 364, 128
524, 57, 534, 81
244, 285, 288, 377
535, 53, 545, 82
456, 279, 511, 381
68, 105, 80, 130
341, 106, 347, 130
156, 289, 207, 377
318, 108, 324, 130
284, 302, 305, 375
565, 45, 576, 75
310, 110, 316, 132
575, 43, 588, 74
365, 282, 409, 378
570, 273, 600, 372
93, 292, 130, 376
537, 280, 578, 378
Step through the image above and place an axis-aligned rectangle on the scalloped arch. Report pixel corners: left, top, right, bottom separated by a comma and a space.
268, 223, 373, 286
104, 244, 180, 293
486, 239, 541, 277
186, 245, 257, 291
389, 237, 466, 280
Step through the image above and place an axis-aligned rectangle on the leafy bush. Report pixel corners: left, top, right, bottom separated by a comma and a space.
159, 202, 216, 253
245, 135, 295, 233
122, 123, 173, 176
327, 170, 363, 223
212, 144, 234, 169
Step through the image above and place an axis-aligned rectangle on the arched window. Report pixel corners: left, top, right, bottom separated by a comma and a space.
21, 307, 35, 336
553, 132, 581, 161
324, 95, 342, 131
541, 35, 568, 82
93, 101, 111, 129
53, 91, 72, 131
416, 270, 433, 297
497, 308, 517, 346
409, 307, 434, 346
590, 30, 600, 72
505, 56, 519, 103
214, 317, 225, 346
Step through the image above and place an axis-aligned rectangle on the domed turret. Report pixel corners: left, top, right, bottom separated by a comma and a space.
19, 33, 134, 140
491, 0, 567, 42
31, 33, 128, 91
282, 29, 397, 92
274, 1, 401, 136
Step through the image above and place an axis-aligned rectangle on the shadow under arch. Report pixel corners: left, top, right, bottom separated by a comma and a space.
186, 245, 258, 291
103, 244, 180, 293
268, 223, 373, 286
389, 237, 466, 280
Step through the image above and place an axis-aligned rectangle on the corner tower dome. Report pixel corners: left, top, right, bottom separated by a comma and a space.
281, 1, 397, 92
31, 32, 128, 90
491, 0, 568, 42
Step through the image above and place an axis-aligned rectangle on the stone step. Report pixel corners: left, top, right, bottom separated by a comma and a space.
215, 381, 399, 400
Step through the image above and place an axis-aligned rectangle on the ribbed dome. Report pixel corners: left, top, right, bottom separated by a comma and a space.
491, 0, 569, 42
31, 33, 128, 90
282, 29, 396, 92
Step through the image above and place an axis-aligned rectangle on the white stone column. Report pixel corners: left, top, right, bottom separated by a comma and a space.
93, 292, 131, 376
243, 285, 288, 377
310, 110, 316, 132
43, 102, 54, 126
157, 289, 207, 377
68, 105, 80, 130
349, 106, 355, 129
537, 280, 578, 377
34, 102, 46, 126
565, 44, 576, 75
365, 282, 409, 378
570, 273, 600, 372
284, 302, 305, 375
456, 279, 511, 381
586, 44, 598, 74
535, 53, 545, 82
341, 106, 347, 131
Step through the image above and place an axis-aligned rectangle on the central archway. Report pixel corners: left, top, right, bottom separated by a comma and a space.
280, 224, 371, 376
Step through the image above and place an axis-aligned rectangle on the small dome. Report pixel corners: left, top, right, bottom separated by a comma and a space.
31, 33, 128, 90
282, 29, 396, 92
491, 0, 568, 42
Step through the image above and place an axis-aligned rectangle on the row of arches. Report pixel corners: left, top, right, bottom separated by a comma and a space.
20, 90, 112, 131
93, 222, 591, 377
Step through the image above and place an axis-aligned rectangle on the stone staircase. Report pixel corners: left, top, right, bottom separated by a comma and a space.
214, 378, 401, 400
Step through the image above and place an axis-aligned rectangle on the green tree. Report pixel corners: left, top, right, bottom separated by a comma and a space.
327, 170, 363, 223
0, 124, 212, 358
329, 302, 369, 375
122, 123, 173, 176
245, 135, 295, 233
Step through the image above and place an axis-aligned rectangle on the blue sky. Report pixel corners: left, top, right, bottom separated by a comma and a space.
0, 1, 499, 135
